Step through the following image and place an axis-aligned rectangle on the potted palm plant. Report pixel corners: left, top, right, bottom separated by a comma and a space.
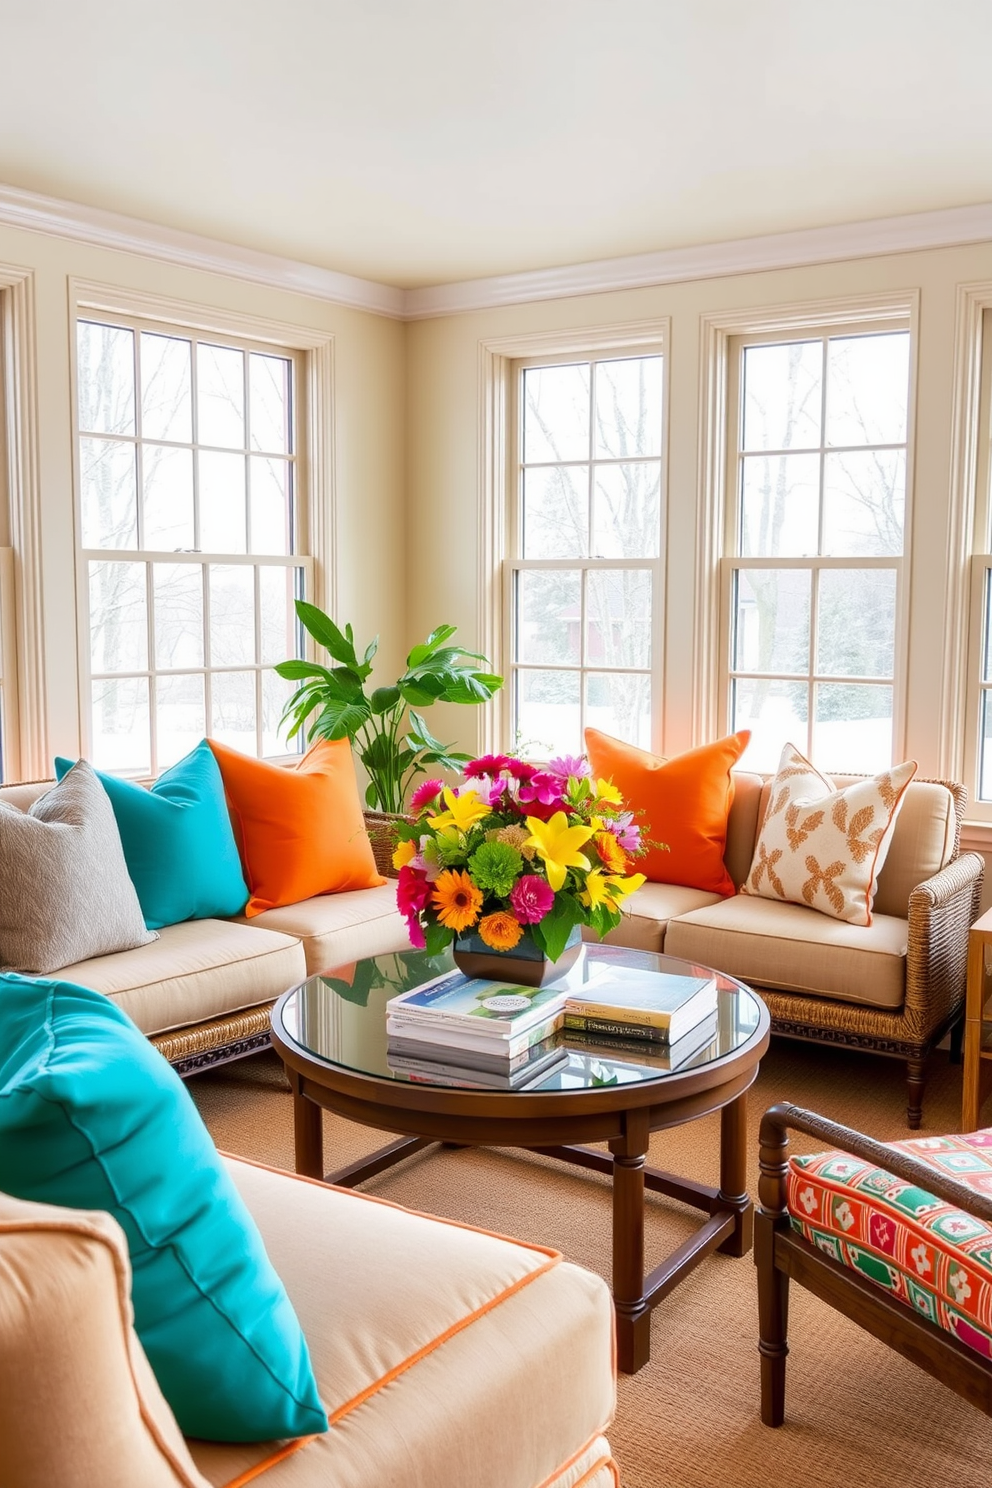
276, 601, 502, 814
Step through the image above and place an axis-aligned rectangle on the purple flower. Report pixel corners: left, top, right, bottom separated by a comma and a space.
509, 874, 555, 924
546, 754, 591, 781
464, 754, 511, 779
410, 778, 445, 810
518, 770, 567, 807
609, 811, 641, 853
478, 775, 508, 807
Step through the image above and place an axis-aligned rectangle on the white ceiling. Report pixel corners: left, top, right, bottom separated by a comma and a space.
3, 0, 992, 291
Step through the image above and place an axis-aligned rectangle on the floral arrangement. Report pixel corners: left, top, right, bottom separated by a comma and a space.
391, 753, 647, 960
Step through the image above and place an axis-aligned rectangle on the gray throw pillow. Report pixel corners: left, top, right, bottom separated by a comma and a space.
0, 761, 157, 973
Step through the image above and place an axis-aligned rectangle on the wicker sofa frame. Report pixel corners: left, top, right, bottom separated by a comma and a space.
756, 1102, 992, 1423
748, 780, 983, 1129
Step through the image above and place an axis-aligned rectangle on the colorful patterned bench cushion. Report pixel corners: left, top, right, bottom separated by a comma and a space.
787, 1128, 992, 1360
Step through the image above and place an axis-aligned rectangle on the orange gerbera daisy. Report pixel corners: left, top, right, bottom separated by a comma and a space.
478, 911, 524, 951
594, 830, 628, 874
431, 869, 483, 932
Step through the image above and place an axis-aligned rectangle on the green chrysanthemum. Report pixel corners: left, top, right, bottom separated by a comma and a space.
468, 839, 523, 898
433, 831, 468, 867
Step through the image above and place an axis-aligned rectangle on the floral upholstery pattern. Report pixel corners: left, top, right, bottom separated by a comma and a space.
786, 1129, 992, 1359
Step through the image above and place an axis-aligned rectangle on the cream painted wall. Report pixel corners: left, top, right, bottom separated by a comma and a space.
0, 222, 406, 774
406, 241, 992, 787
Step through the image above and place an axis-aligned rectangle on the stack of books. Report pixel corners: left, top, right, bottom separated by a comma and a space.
562, 966, 719, 1070
386, 970, 570, 1089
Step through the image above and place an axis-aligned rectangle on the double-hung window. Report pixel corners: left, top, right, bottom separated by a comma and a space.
74, 314, 310, 775
966, 307, 992, 809
722, 323, 911, 773
506, 350, 665, 758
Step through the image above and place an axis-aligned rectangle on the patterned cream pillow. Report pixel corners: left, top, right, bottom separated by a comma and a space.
742, 744, 917, 926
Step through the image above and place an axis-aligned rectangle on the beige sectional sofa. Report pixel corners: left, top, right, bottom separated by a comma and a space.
598, 770, 983, 1126
0, 1156, 618, 1488
0, 782, 411, 1075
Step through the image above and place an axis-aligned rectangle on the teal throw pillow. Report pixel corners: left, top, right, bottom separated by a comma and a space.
0, 973, 327, 1443
55, 740, 248, 930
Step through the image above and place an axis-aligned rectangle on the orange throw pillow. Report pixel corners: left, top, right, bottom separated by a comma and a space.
584, 729, 751, 897
208, 739, 385, 917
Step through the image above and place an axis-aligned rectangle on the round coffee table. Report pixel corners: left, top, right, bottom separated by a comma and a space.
270, 941, 770, 1374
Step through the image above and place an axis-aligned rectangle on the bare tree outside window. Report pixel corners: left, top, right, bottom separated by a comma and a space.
510, 353, 663, 756
76, 316, 308, 775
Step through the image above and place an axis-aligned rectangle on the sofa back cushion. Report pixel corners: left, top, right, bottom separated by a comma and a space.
727, 770, 958, 914
0, 762, 156, 973
54, 741, 249, 930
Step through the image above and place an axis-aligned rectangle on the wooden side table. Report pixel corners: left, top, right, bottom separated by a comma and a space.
962, 905, 992, 1131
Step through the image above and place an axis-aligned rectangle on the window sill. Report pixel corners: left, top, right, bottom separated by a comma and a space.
960, 822, 992, 854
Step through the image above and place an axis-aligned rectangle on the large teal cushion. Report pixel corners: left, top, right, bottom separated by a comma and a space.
0, 974, 327, 1443
55, 740, 248, 930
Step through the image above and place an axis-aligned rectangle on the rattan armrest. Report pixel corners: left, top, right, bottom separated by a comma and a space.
901, 852, 984, 1037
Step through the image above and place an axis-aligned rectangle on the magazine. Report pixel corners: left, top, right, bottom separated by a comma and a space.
386, 968, 571, 1036
385, 1011, 565, 1066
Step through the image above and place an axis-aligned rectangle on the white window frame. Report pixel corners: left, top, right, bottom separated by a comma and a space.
698, 293, 918, 766
479, 320, 670, 760
69, 283, 334, 776
960, 302, 992, 819
0, 265, 42, 779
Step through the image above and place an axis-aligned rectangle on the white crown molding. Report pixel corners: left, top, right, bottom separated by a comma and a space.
404, 203, 992, 319
1, 183, 992, 323
0, 184, 406, 319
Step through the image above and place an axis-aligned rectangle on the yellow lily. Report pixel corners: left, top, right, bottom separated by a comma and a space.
606, 872, 646, 900
427, 788, 492, 835
524, 811, 595, 892
594, 778, 623, 807
392, 838, 417, 870
579, 868, 611, 909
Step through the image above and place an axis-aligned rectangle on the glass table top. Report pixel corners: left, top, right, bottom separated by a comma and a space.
274, 942, 763, 1094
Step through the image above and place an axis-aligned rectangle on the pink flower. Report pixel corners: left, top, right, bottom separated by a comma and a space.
547, 754, 591, 781
509, 874, 555, 924
410, 778, 445, 810
609, 811, 641, 853
518, 770, 567, 807
506, 758, 538, 782
464, 754, 511, 779
404, 914, 427, 949
395, 865, 432, 919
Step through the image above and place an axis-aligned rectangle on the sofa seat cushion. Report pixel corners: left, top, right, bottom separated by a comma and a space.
245, 884, 410, 974
664, 895, 908, 1010
787, 1129, 992, 1362
189, 1158, 616, 1488
582, 881, 722, 954
57, 919, 307, 1036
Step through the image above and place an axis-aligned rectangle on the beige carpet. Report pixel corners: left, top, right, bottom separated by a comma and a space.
188, 1041, 989, 1488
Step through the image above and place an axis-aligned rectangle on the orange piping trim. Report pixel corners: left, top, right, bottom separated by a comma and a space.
572, 1457, 619, 1488
219, 1434, 318, 1488
326, 1255, 559, 1426
221, 1150, 562, 1259
533, 1433, 614, 1488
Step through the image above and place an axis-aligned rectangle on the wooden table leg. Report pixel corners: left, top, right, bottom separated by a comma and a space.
963, 929, 987, 1133
289, 1071, 324, 1179
610, 1108, 651, 1373
716, 1091, 752, 1257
